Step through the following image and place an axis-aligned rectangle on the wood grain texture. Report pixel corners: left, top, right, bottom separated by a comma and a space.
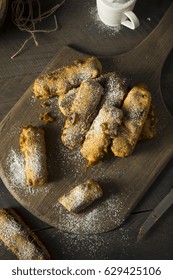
0, 3, 173, 235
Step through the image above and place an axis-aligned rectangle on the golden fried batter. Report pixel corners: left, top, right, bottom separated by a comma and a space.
140, 105, 157, 140
20, 126, 47, 186
58, 88, 77, 116
97, 72, 127, 107
33, 57, 102, 99
58, 72, 126, 118
61, 79, 103, 149
58, 179, 103, 213
111, 86, 151, 157
0, 209, 50, 260
39, 112, 55, 124
81, 105, 123, 166
80, 72, 126, 165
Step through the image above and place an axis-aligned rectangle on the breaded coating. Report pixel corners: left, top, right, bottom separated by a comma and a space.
0, 209, 50, 260
111, 86, 151, 157
140, 105, 157, 140
58, 72, 126, 117
39, 112, 55, 124
33, 57, 102, 99
97, 72, 127, 107
61, 79, 103, 149
58, 179, 103, 213
81, 105, 123, 166
80, 72, 126, 165
20, 126, 47, 186
58, 88, 77, 116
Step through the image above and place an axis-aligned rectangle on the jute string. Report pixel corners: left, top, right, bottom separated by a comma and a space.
11, 0, 65, 59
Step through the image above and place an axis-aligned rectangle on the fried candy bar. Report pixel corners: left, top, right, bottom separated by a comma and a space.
97, 72, 127, 107
20, 126, 47, 186
58, 88, 77, 116
0, 209, 50, 260
61, 79, 103, 149
140, 105, 157, 140
111, 85, 151, 157
81, 105, 123, 166
58, 179, 103, 213
33, 57, 102, 99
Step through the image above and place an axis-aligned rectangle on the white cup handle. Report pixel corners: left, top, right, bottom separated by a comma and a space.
121, 10, 140, 30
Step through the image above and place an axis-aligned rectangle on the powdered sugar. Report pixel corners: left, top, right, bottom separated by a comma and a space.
97, 73, 127, 107
25, 147, 42, 179
62, 79, 103, 149
0, 209, 49, 260
19, 126, 47, 186
55, 144, 85, 177
57, 224, 130, 259
6, 148, 49, 196
54, 194, 125, 234
6, 149, 26, 187
58, 180, 103, 213
89, 6, 122, 35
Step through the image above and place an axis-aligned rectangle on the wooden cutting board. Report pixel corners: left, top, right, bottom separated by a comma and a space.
0, 4, 173, 234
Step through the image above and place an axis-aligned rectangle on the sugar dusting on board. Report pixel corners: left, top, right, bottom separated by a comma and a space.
6, 149, 49, 196
53, 194, 125, 234
89, 6, 122, 34
55, 145, 86, 177
6, 149, 26, 187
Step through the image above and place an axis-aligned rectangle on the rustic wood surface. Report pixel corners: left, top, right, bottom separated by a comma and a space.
0, 0, 173, 259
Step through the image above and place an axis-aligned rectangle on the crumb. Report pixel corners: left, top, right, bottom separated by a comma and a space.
39, 112, 55, 125
41, 102, 50, 108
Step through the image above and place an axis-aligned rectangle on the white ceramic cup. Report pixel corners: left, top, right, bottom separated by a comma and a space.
96, 0, 140, 29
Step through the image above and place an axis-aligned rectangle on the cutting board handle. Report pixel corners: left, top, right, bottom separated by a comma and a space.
120, 3, 173, 79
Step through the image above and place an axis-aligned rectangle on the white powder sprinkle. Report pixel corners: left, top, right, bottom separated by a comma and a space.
89, 6, 122, 35
53, 225, 130, 259
6, 149, 49, 196
24, 144, 44, 184
54, 194, 125, 234
6, 149, 26, 187
30, 94, 37, 107
55, 144, 86, 177
58, 233, 111, 259
0, 209, 49, 260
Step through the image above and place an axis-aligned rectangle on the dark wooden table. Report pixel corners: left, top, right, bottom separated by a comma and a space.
0, 0, 173, 260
